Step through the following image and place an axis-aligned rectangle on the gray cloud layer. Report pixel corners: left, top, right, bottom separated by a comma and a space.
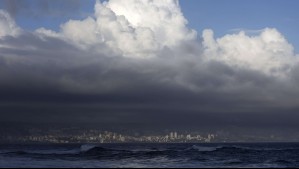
0, 0, 299, 132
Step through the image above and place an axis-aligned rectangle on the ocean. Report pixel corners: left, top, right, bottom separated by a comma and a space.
0, 143, 299, 168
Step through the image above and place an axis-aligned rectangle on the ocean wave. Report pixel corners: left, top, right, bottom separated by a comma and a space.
3, 144, 299, 158
273, 159, 293, 164
4, 149, 79, 156
2, 144, 116, 156
185, 145, 299, 153
130, 148, 160, 153
80, 144, 98, 153
80, 145, 172, 155
215, 146, 299, 152
0, 146, 246, 156
185, 145, 253, 153
2, 144, 299, 168
186, 145, 219, 152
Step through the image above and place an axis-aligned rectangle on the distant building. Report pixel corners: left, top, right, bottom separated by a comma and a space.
170, 132, 174, 139
174, 132, 178, 139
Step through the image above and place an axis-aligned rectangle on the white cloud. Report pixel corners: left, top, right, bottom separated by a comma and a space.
105, 0, 196, 46
33, 0, 298, 76
202, 28, 297, 76
61, 17, 99, 46
1, 0, 298, 78
32, 0, 298, 78
0, 10, 20, 38
35, 27, 61, 39
58, 0, 196, 58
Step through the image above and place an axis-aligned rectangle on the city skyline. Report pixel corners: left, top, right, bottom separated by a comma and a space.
1, 127, 293, 144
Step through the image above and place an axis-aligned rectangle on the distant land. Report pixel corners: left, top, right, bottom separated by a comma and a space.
0, 123, 298, 144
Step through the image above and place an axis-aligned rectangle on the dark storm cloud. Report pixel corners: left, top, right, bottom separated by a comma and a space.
0, 0, 298, 134
1, 31, 299, 131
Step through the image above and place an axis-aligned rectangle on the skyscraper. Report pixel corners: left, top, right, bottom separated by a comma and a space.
174, 132, 178, 139
170, 132, 174, 139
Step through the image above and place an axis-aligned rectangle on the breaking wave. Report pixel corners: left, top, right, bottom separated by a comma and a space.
3, 144, 299, 158
2, 143, 299, 168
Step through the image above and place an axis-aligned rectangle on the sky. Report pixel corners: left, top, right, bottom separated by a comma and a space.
1, 0, 299, 49
0, 0, 299, 135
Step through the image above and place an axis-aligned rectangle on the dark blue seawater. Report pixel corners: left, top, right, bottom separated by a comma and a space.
1, 143, 299, 168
